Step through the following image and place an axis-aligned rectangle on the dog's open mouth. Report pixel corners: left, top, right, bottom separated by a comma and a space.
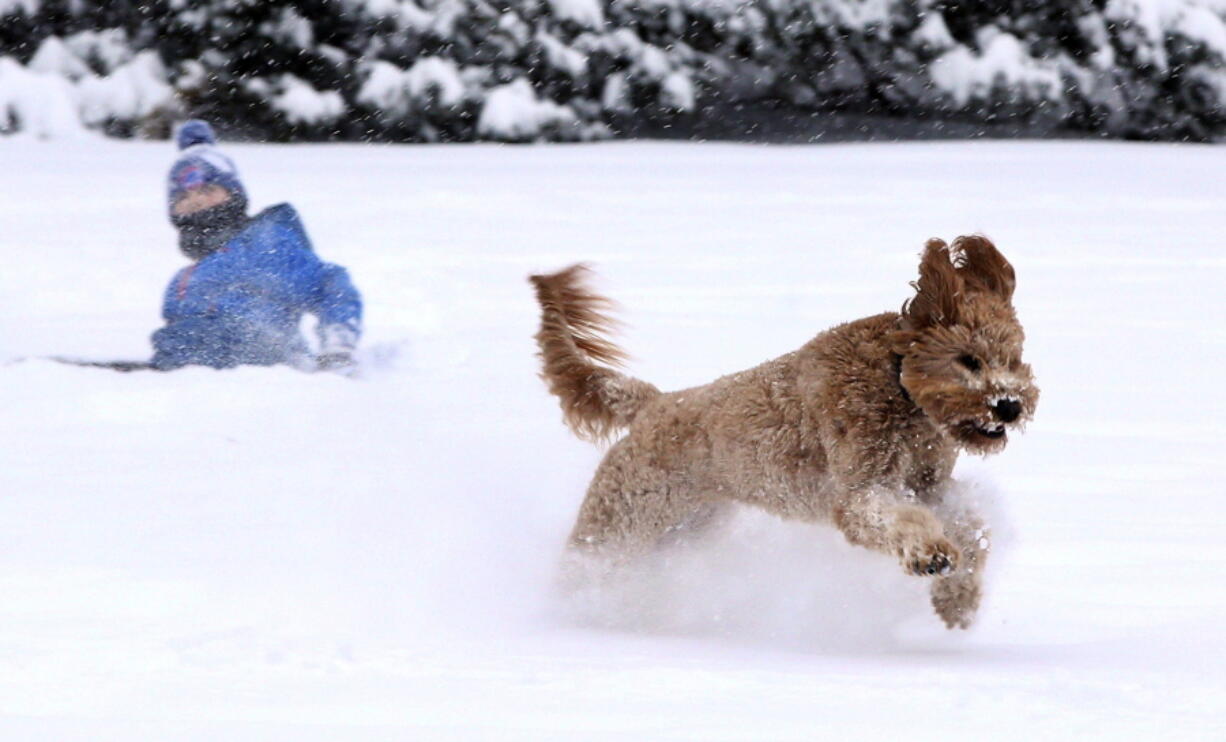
961, 421, 1006, 441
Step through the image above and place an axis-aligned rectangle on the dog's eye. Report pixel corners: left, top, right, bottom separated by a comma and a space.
957, 354, 981, 372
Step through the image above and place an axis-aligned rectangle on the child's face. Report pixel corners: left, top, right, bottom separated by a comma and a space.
173, 184, 232, 216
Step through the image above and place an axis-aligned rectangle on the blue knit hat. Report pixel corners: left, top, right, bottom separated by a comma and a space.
175, 119, 216, 149
167, 120, 247, 219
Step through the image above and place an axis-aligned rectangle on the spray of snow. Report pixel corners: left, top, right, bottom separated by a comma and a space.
556, 478, 1011, 651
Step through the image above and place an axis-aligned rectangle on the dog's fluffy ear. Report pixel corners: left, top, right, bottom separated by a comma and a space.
952, 234, 1015, 302
901, 238, 963, 329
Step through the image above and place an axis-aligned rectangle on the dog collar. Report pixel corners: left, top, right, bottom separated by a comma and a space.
892, 353, 913, 405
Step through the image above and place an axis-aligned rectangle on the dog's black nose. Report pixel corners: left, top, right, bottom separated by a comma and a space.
993, 399, 1022, 423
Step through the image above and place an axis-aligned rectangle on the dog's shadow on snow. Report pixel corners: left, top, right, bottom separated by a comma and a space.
551, 477, 1011, 656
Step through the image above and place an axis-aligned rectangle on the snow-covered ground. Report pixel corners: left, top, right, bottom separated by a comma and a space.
1, 138, 1223, 740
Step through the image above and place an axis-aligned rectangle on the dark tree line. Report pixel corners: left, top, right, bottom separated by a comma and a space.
1, 0, 1223, 142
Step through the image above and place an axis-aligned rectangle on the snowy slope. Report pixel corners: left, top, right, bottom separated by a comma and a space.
0, 139, 1224, 740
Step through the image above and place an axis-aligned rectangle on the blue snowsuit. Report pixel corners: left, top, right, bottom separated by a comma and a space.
151, 204, 362, 370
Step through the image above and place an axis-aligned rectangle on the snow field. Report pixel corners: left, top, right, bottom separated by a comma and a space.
0, 139, 1224, 739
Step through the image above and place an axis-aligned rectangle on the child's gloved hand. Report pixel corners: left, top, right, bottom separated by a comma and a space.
316, 351, 355, 372
317, 324, 359, 373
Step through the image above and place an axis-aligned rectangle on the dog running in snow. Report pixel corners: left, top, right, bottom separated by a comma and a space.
530, 236, 1038, 629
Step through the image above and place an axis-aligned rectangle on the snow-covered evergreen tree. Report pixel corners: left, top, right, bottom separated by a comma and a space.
1, 0, 1223, 141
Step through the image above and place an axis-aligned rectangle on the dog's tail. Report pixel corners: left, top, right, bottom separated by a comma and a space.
530, 265, 661, 442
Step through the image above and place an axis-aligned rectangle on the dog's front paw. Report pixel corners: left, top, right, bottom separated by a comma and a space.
890, 506, 961, 577
900, 536, 961, 577
931, 573, 981, 629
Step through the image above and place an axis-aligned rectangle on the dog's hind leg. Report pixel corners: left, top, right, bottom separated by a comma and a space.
657, 500, 735, 548
567, 441, 706, 558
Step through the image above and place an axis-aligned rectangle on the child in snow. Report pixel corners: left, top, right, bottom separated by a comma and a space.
151, 120, 362, 371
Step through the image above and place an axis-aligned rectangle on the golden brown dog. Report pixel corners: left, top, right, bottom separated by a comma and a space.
530, 236, 1037, 629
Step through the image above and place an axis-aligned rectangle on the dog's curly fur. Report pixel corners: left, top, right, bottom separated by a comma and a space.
530, 236, 1038, 629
